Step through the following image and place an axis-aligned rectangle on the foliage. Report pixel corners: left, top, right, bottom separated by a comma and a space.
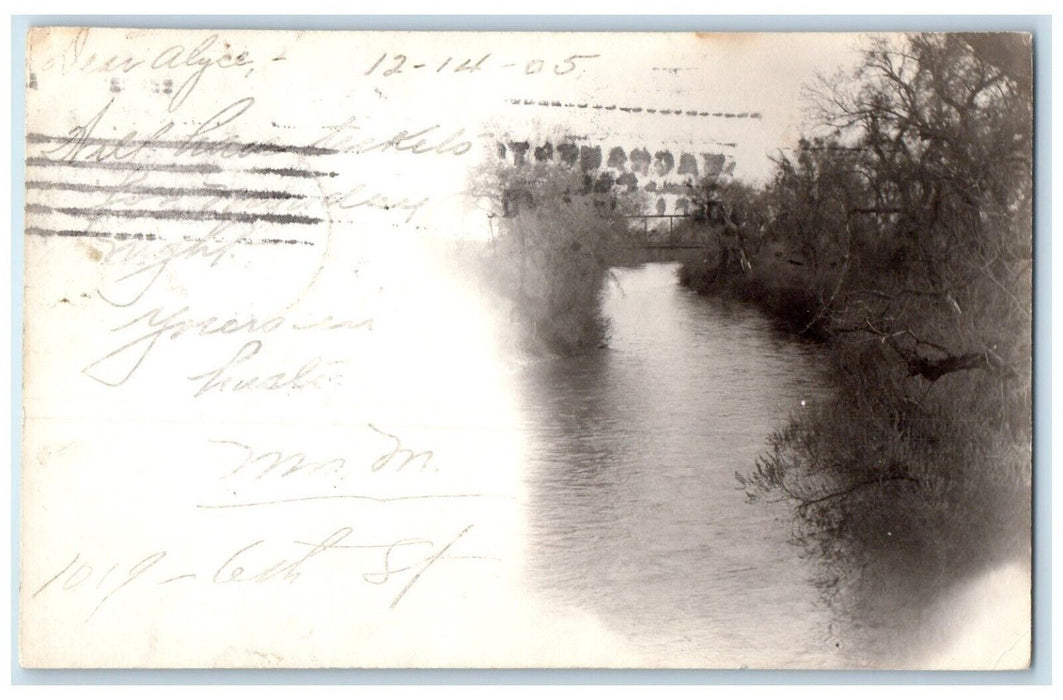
699, 33, 1032, 608
469, 160, 643, 355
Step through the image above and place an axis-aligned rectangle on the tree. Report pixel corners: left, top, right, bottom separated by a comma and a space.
787, 33, 1032, 380
743, 33, 1032, 606
687, 176, 768, 277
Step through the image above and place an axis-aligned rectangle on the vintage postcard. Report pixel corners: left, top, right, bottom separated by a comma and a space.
19, 27, 1032, 669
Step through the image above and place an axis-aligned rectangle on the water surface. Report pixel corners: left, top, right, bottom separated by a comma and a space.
515, 262, 842, 667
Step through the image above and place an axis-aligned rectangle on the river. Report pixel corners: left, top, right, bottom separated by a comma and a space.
512, 262, 846, 667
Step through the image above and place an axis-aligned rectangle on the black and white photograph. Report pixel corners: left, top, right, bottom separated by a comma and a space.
16, 24, 1035, 671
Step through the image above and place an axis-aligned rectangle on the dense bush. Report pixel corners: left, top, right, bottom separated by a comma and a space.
695, 33, 1032, 614
469, 160, 642, 355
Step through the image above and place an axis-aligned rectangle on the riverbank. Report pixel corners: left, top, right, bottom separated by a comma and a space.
679, 245, 1031, 665
671, 33, 1032, 665
676, 240, 830, 339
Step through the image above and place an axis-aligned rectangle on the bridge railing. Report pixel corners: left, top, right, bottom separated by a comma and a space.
483, 210, 711, 249
620, 213, 713, 248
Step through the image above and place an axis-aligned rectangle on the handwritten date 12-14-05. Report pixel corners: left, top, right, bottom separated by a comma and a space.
363, 52, 600, 78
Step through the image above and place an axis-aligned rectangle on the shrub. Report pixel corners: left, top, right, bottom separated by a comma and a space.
469, 160, 642, 355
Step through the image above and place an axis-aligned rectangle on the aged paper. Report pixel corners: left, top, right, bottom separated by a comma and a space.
20, 27, 1031, 669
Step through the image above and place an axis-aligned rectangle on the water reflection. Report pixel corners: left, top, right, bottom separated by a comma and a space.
517, 263, 845, 667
